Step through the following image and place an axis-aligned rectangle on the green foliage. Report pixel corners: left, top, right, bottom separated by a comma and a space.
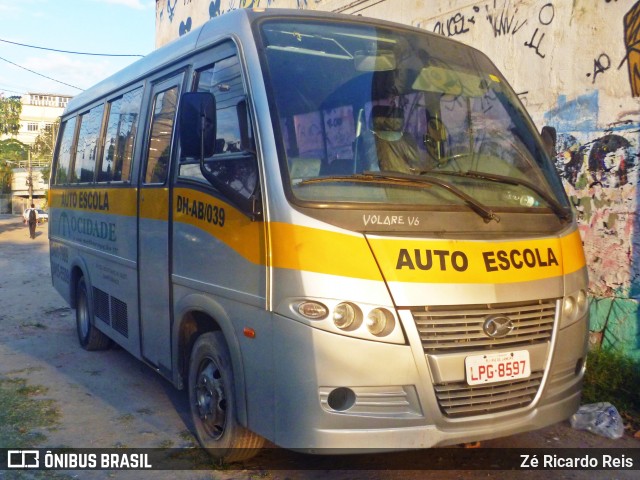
0, 138, 27, 193
0, 377, 60, 448
582, 348, 640, 427
0, 160, 12, 194
32, 119, 59, 162
0, 96, 22, 135
0, 138, 28, 161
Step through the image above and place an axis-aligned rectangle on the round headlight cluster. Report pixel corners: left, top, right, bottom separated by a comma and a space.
562, 289, 589, 326
296, 300, 398, 338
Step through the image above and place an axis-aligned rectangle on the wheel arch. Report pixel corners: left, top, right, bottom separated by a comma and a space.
172, 293, 249, 427
68, 256, 92, 308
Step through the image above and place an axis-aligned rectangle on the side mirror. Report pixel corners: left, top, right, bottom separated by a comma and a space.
540, 125, 557, 159
178, 92, 216, 159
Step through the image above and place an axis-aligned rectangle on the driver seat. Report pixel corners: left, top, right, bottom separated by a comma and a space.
368, 105, 420, 173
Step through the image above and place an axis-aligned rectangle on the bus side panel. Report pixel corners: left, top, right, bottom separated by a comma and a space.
49, 188, 141, 358
171, 191, 273, 437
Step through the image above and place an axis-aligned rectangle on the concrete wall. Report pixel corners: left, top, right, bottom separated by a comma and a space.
156, 0, 640, 359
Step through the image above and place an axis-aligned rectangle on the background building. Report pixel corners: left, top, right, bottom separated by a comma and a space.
0, 92, 69, 213
14, 93, 69, 147
151, 0, 638, 360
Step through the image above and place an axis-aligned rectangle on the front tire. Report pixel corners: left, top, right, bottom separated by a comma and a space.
75, 276, 111, 351
188, 331, 264, 462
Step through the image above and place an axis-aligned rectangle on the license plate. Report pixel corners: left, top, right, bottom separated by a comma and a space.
465, 350, 531, 385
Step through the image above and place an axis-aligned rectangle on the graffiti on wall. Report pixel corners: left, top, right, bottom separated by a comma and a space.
423, 0, 555, 60
157, 0, 312, 39
414, 1, 640, 353
419, 1, 640, 96
622, 1, 640, 96
551, 117, 639, 298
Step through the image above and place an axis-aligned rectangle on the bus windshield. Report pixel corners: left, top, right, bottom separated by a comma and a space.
259, 19, 570, 216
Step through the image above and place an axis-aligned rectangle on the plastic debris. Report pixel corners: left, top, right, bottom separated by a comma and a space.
570, 402, 625, 439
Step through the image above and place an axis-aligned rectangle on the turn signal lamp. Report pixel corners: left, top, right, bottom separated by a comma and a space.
298, 301, 328, 320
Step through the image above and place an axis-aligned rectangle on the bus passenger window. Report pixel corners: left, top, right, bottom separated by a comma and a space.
54, 117, 77, 185
73, 105, 105, 183
145, 87, 179, 184
99, 87, 142, 183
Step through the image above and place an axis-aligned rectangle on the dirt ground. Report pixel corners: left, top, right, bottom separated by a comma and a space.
0, 214, 637, 480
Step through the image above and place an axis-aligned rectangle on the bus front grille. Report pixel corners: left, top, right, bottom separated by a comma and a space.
410, 299, 557, 354
434, 371, 544, 417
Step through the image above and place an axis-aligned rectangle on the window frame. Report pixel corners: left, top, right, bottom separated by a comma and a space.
176, 45, 260, 215
97, 85, 144, 184
71, 103, 107, 184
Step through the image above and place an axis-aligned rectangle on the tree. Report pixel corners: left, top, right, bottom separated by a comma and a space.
0, 139, 28, 195
0, 160, 12, 194
31, 119, 59, 161
0, 96, 22, 136
32, 119, 59, 184
0, 138, 28, 161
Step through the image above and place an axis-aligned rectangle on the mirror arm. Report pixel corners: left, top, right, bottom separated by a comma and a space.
250, 193, 263, 222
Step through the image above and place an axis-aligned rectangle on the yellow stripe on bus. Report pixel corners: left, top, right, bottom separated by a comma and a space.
269, 222, 381, 280
51, 187, 586, 284
366, 229, 585, 284
173, 188, 264, 265
140, 188, 170, 221
174, 188, 586, 284
268, 225, 585, 284
49, 188, 138, 217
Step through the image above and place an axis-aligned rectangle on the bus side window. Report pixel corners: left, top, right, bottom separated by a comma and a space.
145, 87, 179, 184
54, 117, 77, 185
179, 55, 258, 204
99, 87, 143, 183
73, 104, 105, 183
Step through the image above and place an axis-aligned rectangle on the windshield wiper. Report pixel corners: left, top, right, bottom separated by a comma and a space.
297, 172, 500, 223
424, 170, 572, 222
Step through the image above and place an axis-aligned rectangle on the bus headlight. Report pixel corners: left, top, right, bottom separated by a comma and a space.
333, 303, 361, 330
366, 308, 395, 336
287, 298, 405, 344
561, 289, 589, 328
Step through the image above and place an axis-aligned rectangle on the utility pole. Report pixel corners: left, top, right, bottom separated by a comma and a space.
27, 148, 33, 206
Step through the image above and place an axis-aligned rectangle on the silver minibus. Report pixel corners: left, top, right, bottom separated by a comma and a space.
49, 8, 589, 461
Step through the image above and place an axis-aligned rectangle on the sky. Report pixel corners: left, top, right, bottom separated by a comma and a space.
0, 0, 156, 99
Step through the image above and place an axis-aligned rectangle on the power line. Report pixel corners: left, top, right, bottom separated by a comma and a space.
0, 37, 145, 57
0, 86, 26, 96
0, 55, 82, 91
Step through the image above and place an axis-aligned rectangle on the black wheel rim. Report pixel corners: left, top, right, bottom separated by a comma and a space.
195, 356, 227, 440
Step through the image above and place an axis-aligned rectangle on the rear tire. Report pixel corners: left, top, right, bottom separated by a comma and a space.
76, 276, 112, 351
188, 331, 264, 462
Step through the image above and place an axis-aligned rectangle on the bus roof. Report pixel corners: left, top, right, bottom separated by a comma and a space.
62, 7, 464, 117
